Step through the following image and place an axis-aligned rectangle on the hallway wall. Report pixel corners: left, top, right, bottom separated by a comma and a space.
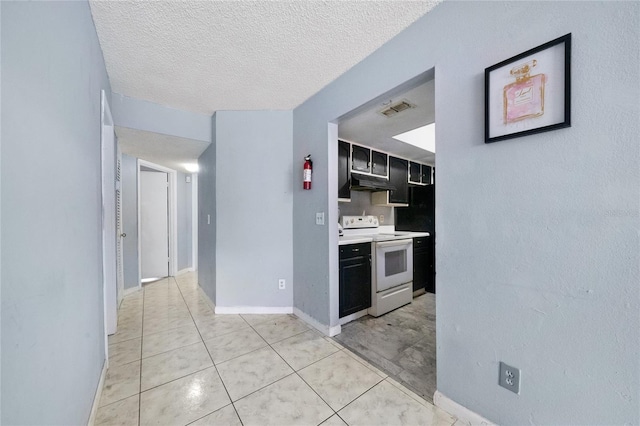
177, 171, 193, 271
198, 116, 217, 304
1, 1, 112, 423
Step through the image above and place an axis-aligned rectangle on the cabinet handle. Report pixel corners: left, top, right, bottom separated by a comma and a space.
352, 248, 359, 252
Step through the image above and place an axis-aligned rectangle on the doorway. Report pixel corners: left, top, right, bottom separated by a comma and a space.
137, 160, 179, 286
330, 71, 437, 401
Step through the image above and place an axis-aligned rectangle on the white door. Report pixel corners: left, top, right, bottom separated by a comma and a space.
140, 171, 169, 279
116, 146, 124, 305
101, 90, 117, 336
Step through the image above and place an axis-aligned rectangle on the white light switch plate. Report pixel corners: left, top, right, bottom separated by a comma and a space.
315, 212, 325, 225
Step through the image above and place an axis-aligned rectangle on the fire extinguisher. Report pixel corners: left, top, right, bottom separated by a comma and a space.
303, 155, 312, 190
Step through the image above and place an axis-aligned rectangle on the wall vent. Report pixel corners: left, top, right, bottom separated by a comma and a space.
379, 100, 415, 117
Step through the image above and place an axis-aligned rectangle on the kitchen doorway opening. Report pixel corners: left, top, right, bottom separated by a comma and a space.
328, 69, 438, 402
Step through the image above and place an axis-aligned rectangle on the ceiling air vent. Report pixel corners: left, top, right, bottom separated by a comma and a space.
379, 100, 415, 117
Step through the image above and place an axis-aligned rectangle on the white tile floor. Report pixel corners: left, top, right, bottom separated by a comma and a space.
96, 273, 457, 426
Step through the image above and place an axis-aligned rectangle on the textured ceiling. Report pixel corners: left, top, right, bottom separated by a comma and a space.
90, 1, 440, 115
116, 126, 210, 173
339, 79, 435, 164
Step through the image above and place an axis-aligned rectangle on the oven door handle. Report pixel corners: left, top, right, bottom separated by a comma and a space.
375, 239, 413, 248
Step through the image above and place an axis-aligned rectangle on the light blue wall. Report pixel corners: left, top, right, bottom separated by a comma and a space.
292, 1, 639, 424
215, 111, 293, 308
112, 93, 211, 143
1, 1, 111, 423
197, 115, 217, 303
177, 172, 193, 271
122, 154, 139, 289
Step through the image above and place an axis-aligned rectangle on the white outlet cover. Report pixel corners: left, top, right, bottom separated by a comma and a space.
316, 212, 325, 225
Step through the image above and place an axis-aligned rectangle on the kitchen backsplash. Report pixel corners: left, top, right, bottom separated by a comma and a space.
338, 190, 394, 225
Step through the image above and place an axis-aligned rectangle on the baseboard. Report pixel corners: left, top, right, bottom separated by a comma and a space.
338, 308, 368, 326
123, 286, 142, 297
293, 308, 342, 337
177, 267, 194, 276
87, 360, 107, 426
215, 306, 294, 314
433, 390, 494, 426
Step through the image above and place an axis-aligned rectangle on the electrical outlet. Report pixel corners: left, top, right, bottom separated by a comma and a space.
499, 362, 521, 394
315, 212, 325, 225
278, 279, 286, 290
379, 214, 385, 224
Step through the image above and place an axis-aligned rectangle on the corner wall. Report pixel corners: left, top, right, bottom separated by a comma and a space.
198, 115, 217, 303
214, 111, 293, 309
292, 1, 639, 424
1, 1, 112, 423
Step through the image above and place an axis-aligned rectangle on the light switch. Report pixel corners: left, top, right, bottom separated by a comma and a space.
315, 212, 325, 225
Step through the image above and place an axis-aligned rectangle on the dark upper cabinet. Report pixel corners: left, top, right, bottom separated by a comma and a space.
409, 162, 421, 184
388, 156, 409, 204
351, 145, 370, 173
371, 151, 388, 177
339, 243, 372, 318
338, 140, 351, 200
421, 165, 432, 185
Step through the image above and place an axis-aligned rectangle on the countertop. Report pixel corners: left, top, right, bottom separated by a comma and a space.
338, 231, 430, 246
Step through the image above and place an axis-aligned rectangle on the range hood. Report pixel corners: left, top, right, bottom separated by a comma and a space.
350, 172, 396, 192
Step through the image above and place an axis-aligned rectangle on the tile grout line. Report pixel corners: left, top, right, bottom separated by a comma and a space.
173, 276, 245, 426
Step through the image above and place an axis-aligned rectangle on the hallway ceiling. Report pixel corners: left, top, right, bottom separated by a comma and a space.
116, 127, 210, 172
89, 1, 441, 115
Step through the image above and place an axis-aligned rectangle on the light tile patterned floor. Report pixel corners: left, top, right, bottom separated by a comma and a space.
96, 273, 456, 426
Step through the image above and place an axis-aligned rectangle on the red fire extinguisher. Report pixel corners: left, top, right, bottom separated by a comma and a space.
303, 155, 312, 190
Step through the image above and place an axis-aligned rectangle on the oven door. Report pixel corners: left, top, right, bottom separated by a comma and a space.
375, 239, 413, 292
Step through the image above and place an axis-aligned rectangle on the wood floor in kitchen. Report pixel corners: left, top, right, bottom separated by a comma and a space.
333, 293, 437, 402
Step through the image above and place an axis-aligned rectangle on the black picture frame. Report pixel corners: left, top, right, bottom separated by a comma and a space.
485, 33, 571, 143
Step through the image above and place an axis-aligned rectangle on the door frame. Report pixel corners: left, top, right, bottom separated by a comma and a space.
101, 89, 116, 361
136, 159, 178, 288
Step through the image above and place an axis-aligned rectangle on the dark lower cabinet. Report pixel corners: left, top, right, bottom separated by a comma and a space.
413, 236, 435, 294
339, 243, 372, 318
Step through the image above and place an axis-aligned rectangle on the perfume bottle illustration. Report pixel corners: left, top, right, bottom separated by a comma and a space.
503, 59, 545, 124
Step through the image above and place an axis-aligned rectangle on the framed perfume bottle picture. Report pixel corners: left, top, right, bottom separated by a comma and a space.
485, 33, 571, 143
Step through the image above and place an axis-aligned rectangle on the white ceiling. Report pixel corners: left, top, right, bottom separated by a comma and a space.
339, 78, 435, 164
89, 1, 441, 115
116, 127, 210, 173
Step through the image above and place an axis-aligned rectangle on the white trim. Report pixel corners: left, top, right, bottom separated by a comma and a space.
338, 308, 368, 325
433, 391, 495, 426
294, 307, 342, 337
137, 159, 179, 279
327, 122, 341, 333
87, 360, 107, 426
136, 159, 142, 290
123, 286, 143, 297
191, 174, 198, 271
215, 306, 293, 314
177, 267, 194, 276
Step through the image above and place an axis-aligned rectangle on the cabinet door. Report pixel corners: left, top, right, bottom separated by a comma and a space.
371, 151, 388, 177
339, 244, 372, 318
409, 162, 422, 184
351, 145, 370, 173
421, 165, 432, 185
412, 237, 429, 292
338, 140, 351, 199
388, 157, 409, 204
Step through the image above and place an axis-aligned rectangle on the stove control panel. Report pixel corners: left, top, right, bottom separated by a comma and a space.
341, 215, 379, 229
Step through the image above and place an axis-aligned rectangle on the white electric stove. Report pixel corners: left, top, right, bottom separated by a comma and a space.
341, 216, 413, 316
